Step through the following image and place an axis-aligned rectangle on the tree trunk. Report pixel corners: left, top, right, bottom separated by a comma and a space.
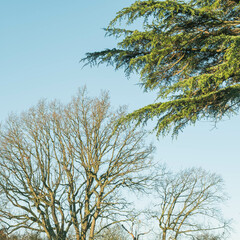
80, 224, 88, 240
74, 227, 80, 240
51, 231, 67, 240
80, 232, 87, 240
89, 216, 97, 240
89, 193, 102, 240
162, 230, 167, 240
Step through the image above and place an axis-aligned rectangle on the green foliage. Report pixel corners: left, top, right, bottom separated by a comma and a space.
83, 0, 240, 136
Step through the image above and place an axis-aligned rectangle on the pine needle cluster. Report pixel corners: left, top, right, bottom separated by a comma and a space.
83, 0, 240, 136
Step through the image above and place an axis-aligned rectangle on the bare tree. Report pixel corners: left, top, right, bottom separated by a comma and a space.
0, 88, 154, 240
149, 168, 229, 240
94, 225, 128, 240
121, 222, 150, 240
191, 232, 225, 240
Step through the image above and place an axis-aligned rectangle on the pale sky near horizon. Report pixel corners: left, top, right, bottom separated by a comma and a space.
0, 1, 240, 239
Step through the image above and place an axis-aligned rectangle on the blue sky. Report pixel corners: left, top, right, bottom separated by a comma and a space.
0, 1, 240, 239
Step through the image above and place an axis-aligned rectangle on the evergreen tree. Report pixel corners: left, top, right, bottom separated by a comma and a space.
83, 0, 240, 136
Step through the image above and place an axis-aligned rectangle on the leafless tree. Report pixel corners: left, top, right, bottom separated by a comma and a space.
121, 222, 150, 240
149, 168, 229, 240
94, 225, 128, 240
0, 88, 154, 240
191, 232, 224, 240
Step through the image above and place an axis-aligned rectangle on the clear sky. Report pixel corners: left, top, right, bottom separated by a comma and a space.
0, 1, 239, 239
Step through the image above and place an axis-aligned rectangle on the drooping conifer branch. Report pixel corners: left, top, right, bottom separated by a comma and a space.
83, 0, 240, 136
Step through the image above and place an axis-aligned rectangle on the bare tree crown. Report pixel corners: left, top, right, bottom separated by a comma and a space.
0, 88, 154, 240
150, 168, 228, 240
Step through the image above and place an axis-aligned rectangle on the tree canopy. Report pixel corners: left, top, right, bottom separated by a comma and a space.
0, 89, 154, 240
150, 168, 228, 240
83, 0, 240, 136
